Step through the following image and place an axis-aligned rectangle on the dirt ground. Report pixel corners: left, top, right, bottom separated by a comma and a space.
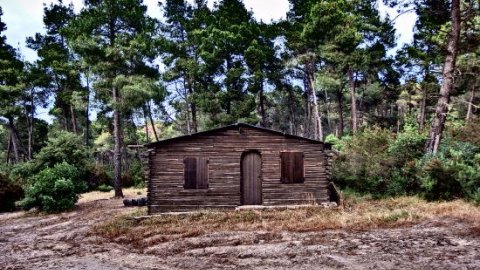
1, 191, 480, 270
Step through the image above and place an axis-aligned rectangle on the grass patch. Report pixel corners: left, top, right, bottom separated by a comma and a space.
91, 194, 480, 249
78, 187, 146, 203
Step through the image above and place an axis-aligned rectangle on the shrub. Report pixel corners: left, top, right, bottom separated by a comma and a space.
129, 160, 146, 188
121, 172, 134, 187
86, 164, 112, 190
418, 157, 464, 201
333, 126, 424, 198
418, 139, 480, 201
332, 127, 392, 196
447, 119, 480, 147
97, 184, 113, 192
21, 162, 84, 213
8, 131, 91, 190
324, 134, 343, 151
388, 124, 427, 167
0, 174, 24, 212
35, 131, 90, 170
9, 161, 39, 186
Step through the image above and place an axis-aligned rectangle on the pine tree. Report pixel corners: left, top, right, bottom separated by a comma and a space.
0, 7, 27, 163
65, 0, 160, 197
27, 1, 84, 133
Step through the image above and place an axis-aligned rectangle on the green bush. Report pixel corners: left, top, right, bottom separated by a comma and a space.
9, 132, 91, 192
128, 160, 146, 188
35, 131, 90, 170
87, 164, 112, 190
332, 127, 393, 196
324, 134, 343, 151
333, 126, 425, 198
21, 162, 84, 213
447, 119, 480, 147
330, 121, 480, 201
97, 184, 113, 192
418, 141, 480, 201
388, 124, 427, 167
0, 174, 24, 212
50, 162, 87, 193
418, 157, 464, 201
9, 161, 39, 186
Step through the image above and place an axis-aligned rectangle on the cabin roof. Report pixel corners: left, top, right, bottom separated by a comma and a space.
144, 123, 332, 148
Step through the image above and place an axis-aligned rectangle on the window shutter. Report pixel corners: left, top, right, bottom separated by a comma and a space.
196, 157, 209, 189
292, 152, 304, 183
280, 152, 304, 183
184, 157, 209, 189
280, 152, 292, 183
184, 157, 197, 189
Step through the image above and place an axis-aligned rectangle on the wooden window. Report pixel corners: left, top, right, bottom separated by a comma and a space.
183, 157, 209, 189
280, 152, 304, 183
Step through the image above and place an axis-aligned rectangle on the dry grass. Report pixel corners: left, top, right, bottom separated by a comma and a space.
92, 195, 480, 249
78, 188, 146, 203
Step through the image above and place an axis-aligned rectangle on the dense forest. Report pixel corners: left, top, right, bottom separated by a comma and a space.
0, 0, 479, 212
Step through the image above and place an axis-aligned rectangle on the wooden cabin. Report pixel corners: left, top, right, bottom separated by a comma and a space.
144, 123, 334, 213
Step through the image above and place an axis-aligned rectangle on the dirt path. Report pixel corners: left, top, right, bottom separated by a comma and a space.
1, 193, 480, 270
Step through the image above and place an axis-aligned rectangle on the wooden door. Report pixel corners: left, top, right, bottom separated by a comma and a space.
241, 151, 262, 205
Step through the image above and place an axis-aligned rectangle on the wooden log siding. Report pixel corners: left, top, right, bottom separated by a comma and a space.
147, 125, 330, 213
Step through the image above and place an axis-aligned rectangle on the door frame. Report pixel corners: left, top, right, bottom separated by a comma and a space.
240, 149, 263, 205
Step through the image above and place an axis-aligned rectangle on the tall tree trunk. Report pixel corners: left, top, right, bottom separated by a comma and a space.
310, 81, 323, 141
306, 60, 322, 140
418, 84, 427, 131
425, 0, 461, 154
285, 86, 297, 135
7, 117, 25, 163
190, 102, 198, 133
6, 132, 12, 163
336, 89, 344, 138
27, 89, 34, 160
143, 106, 150, 143
61, 100, 70, 132
10, 132, 19, 163
187, 81, 198, 133
258, 81, 267, 127
397, 104, 403, 133
466, 85, 475, 122
324, 87, 332, 133
303, 80, 311, 138
70, 105, 78, 134
85, 78, 91, 146
147, 100, 159, 141
181, 28, 197, 133
113, 87, 124, 198
27, 116, 33, 160
348, 69, 358, 133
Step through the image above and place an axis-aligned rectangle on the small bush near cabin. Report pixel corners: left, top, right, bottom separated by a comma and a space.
21, 162, 84, 213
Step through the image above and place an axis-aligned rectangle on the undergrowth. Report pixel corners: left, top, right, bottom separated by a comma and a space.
91, 193, 480, 249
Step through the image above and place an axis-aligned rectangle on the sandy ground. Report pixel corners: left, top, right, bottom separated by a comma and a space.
1, 192, 480, 270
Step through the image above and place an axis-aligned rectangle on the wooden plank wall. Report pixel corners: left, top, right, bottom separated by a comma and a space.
148, 126, 331, 213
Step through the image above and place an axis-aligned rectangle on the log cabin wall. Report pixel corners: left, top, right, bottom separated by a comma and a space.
147, 125, 331, 213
